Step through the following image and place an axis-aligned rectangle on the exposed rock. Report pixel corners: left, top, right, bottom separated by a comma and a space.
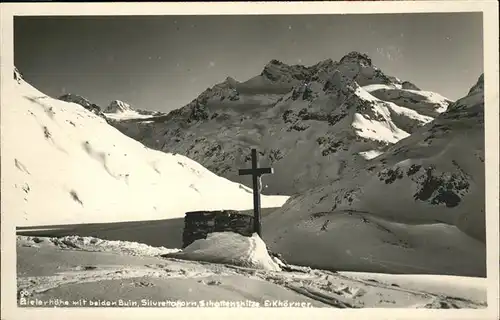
401, 81, 421, 91
58, 94, 108, 121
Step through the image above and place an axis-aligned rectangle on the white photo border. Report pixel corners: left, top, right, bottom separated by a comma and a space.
1, 2, 498, 320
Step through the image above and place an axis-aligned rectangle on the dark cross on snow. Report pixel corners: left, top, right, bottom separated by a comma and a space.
238, 148, 274, 237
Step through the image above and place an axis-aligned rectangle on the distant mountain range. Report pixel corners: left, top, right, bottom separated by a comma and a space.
57, 94, 166, 121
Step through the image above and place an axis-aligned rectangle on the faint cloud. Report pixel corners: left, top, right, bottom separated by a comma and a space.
208, 61, 216, 68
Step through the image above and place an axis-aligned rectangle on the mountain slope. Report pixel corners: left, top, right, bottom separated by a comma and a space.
261, 74, 485, 276
0, 76, 288, 227
109, 52, 453, 195
105, 100, 133, 113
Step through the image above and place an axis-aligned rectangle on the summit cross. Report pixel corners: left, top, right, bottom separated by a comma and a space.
238, 148, 274, 237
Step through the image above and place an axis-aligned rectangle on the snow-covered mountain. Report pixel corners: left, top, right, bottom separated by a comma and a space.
103, 99, 165, 121
262, 74, 485, 276
1, 74, 288, 227
57, 95, 165, 121
16, 234, 488, 309
109, 52, 453, 195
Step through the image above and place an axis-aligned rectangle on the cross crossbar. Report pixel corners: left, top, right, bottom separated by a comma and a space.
238, 167, 274, 176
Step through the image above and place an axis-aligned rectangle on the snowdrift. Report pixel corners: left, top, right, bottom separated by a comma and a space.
17, 235, 181, 257
0, 77, 288, 226
164, 232, 282, 271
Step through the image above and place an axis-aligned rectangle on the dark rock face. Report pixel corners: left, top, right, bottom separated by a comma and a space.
377, 167, 404, 184
339, 51, 373, 66
14, 67, 23, 82
189, 102, 210, 122
182, 210, 254, 248
467, 74, 484, 96
412, 166, 468, 208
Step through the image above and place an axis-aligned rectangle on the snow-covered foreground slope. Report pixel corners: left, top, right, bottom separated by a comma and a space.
109, 52, 452, 195
263, 211, 485, 276
15, 235, 486, 309
0, 78, 288, 227
263, 75, 485, 276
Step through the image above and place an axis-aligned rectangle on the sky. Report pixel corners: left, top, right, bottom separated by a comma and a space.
14, 13, 483, 113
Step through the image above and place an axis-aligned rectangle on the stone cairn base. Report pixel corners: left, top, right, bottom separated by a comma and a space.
182, 210, 254, 248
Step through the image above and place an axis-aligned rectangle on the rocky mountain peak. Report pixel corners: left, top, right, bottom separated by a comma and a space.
333, 52, 393, 86
268, 59, 285, 66
261, 59, 309, 82
467, 73, 484, 96
339, 51, 373, 67
443, 74, 484, 118
401, 81, 421, 91
107, 53, 461, 195
212, 77, 238, 91
225, 76, 239, 87
105, 100, 133, 113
